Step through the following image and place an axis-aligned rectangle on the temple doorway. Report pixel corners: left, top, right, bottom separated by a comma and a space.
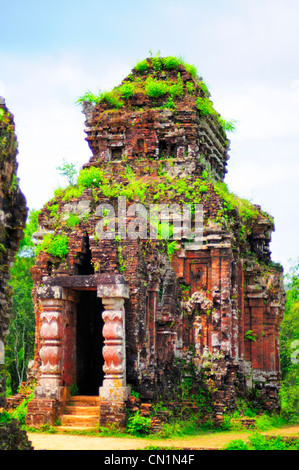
76, 290, 104, 395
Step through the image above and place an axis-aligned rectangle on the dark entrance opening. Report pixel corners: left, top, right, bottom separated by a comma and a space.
159, 140, 177, 159
111, 146, 124, 160
76, 291, 104, 395
78, 233, 94, 275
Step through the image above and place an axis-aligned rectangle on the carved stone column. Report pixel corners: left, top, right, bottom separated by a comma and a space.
35, 298, 64, 399
97, 281, 130, 402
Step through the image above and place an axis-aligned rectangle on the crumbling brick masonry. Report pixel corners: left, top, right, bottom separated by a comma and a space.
26, 58, 285, 427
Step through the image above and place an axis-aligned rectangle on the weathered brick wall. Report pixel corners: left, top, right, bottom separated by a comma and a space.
28, 60, 285, 422
0, 98, 29, 448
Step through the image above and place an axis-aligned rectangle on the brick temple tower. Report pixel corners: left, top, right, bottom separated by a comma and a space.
26, 57, 285, 428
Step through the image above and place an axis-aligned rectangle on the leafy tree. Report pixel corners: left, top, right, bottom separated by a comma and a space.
279, 260, 299, 419
56, 158, 78, 186
5, 210, 39, 394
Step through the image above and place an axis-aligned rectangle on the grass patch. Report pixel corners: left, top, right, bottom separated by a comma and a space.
76, 53, 235, 134
35, 233, 69, 258
223, 432, 299, 450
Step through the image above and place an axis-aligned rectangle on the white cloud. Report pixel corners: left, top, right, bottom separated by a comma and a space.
16, 102, 90, 209
211, 0, 299, 63
227, 160, 299, 194
1, 53, 131, 210
214, 81, 299, 141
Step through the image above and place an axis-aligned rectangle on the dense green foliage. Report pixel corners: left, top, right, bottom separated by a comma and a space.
279, 261, 299, 419
5, 210, 38, 394
77, 52, 236, 134
224, 433, 299, 450
56, 158, 78, 186
35, 233, 69, 258
126, 411, 152, 435
51, 165, 272, 256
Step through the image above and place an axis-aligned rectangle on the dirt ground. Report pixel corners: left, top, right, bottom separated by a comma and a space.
27, 425, 299, 451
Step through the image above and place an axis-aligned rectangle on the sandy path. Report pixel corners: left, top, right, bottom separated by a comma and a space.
27, 425, 299, 451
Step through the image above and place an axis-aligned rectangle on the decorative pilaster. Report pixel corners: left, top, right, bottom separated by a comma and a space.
35, 298, 64, 399
99, 297, 130, 401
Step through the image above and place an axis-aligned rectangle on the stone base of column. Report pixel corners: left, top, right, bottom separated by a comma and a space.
26, 398, 59, 428
34, 376, 63, 400
99, 382, 131, 402
98, 401, 128, 429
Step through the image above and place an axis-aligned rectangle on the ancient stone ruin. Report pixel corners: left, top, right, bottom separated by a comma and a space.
0, 98, 32, 449
26, 57, 285, 428
0, 98, 27, 405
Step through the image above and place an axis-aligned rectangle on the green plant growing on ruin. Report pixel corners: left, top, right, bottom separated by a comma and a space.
77, 54, 237, 136
130, 389, 140, 398
69, 384, 79, 396
244, 330, 257, 342
115, 236, 127, 273
135, 51, 198, 78
124, 165, 135, 180
76, 90, 102, 104
150, 50, 163, 71
77, 166, 108, 188
183, 63, 198, 78
167, 240, 180, 261
196, 96, 216, 117
118, 82, 135, 99
56, 159, 78, 186
46, 203, 59, 220
218, 118, 237, 133
54, 185, 84, 203
145, 77, 169, 98
77, 89, 124, 108
134, 59, 150, 73
214, 181, 271, 232
36, 233, 69, 259
99, 90, 124, 108
163, 56, 181, 70
144, 73, 184, 101
180, 283, 190, 293
66, 214, 80, 228
196, 94, 236, 134
168, 73, 184, 97
126, 410, 151, 436
10, 174, 19, 192
198, 80, 210, 97
186, 81, 195, 95
10, 391, 34, 425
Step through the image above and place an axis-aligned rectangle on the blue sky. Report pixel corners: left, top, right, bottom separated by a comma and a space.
1, 0, 299, 273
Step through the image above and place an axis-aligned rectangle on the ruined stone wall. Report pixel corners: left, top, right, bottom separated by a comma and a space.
0, 99, 33, 449
29, 59, 285, 423
30, 170, 284, 411
0, 98, 27, 406
30, 194, 181, 398
83, 62, 229, 181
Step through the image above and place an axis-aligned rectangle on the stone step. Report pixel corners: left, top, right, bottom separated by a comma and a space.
64, 405, 99, 416
58, 396, 100, 430
55, 425, 98, 432
60, 414, 99, 427
67, 396, 100, 407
